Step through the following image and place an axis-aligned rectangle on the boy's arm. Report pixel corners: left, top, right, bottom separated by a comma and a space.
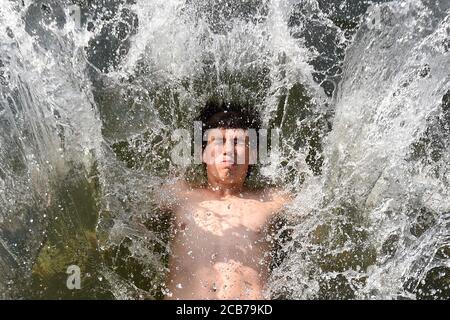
269, 187, 295, 211
264, 188, 294, 270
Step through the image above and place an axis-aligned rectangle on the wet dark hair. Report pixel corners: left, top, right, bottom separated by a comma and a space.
195, 98, 262, 179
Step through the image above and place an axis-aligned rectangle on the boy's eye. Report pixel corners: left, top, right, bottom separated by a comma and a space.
234, 137, 247, 145
213, 140, 223, 145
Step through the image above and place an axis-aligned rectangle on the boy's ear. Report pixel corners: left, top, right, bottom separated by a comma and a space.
202, 148, 210, 165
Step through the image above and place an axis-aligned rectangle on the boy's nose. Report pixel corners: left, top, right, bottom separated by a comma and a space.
223, 140, 235, 154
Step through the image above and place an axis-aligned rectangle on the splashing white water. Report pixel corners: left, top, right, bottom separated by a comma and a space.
0, 0, 449, 299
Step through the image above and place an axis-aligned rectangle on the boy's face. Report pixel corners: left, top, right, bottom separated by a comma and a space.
203, 128, 254, 186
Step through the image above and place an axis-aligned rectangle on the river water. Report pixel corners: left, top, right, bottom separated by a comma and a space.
0, 0, 449, 299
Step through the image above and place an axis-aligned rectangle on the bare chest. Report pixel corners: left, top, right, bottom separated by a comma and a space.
173, 197, 274, 238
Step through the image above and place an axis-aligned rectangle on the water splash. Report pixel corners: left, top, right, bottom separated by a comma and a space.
269, 0, 450, 299
0, 0, 448, 299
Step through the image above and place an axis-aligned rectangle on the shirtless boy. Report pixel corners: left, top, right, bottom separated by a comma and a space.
155, 100, 292, 300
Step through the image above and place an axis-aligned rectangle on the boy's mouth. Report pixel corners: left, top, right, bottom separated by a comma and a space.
221, 158, 237, 166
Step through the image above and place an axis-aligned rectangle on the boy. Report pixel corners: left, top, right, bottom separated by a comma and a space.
156, 100, 292, 299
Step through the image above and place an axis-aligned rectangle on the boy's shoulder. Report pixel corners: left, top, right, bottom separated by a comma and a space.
242, 186, 293, 217
257, 186, 294, 205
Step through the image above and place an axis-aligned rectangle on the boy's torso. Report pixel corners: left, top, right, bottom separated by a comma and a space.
164, 185, 285, 300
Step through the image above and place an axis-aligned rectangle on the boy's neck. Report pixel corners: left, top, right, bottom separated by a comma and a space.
206, 178, 245, 198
